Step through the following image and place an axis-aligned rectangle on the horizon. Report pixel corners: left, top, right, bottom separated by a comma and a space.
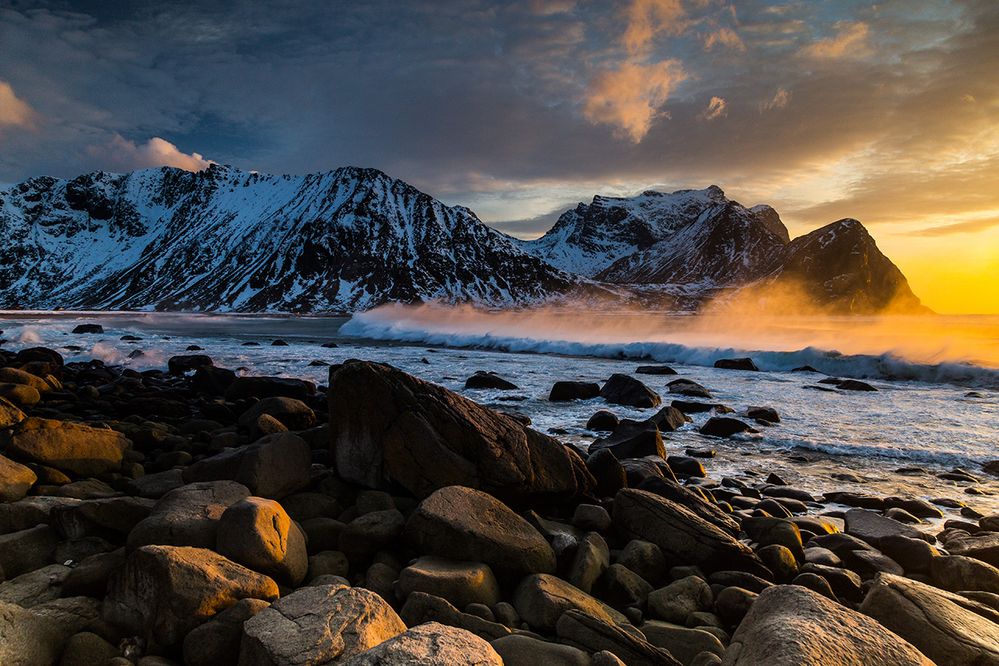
1, 0, 997, 314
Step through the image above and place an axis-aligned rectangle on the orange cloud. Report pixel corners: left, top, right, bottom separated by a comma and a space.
0, 80, 38, 130
800, 21, 869, 59
622, 0, 688, 54
583, 60, 687, 142
704, 27, 745, 51
700, 96, 727, 120
97, 135, 213, 172
761, 87, 791, 111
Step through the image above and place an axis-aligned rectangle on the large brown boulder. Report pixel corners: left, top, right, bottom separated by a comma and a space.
328, 361, 592, 501
860, 572, 999, 665
724, 584, 932, 665
0, 396, 26, 428
216, 497, 308, 586
2, 418, 130, 476
104, 545, 279, 648
128, 481, 251, 550
240, 584, 406, 665
0, 597, 101, 666
0, 453, 36, 502
513, 573, 626, 633
344, 622, 503, 666
614, 489, 765, 575
405, 486, 556, 577
183, 433, 311, 499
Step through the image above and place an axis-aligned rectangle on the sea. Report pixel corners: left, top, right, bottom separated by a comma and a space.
2, 305, 998, 519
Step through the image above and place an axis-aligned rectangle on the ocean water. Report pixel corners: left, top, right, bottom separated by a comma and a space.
2, 307, 998, 518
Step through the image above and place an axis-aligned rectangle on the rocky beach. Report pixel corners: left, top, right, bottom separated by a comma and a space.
1, 321, 998, 665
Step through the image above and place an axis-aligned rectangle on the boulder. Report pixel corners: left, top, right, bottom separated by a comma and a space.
238, 397, 317, 431
699, 418, 754, 438
590, 420, 664, 460
0, 597, 101, 666
648, 575, 714, 624
398, 556, 501, 608
338, 509, 405, 557
225, 376, 315, 401
0, 454, 36, 502
240, 584, 406, 665
405, 486, 556, 577
513, 573, 626, 632
641, 622, 726, 665
586, 410, 619, 432
62, 549, 127, 597
216, 497, 308, 586
600, 374, 661, 408
71, 324, 103, 334
490, 634, 591, 666
724, 584, 931, 665
586, 449, 627, 498
182, 598, 270, 666
0, 524, 58, 578
58, 631, 120, 665
329, 361, 593, 501
746, 406, 779, 423
568, 532, 610, 594
128, 481, 250, 550
549, 381, 600, 401
650, 405, 687, 432
2, 418, 130, 476
613, 489, 763, 574
556, 609, 681, 666
344, 622, 502, 665
861, 572, 999, 666
940, 531, 999, 567
669, 380, 713, 399
183, 433, 311, 499
167, 354, 213, 375
399, 591, 511, 642
839, 380, 877, 391
714, 358, 759, 371
0, 396, 26, 428
930, 554, 999, 594
844, 508, 931, 546
103, 545, 279, 647
464, 371, 518, 390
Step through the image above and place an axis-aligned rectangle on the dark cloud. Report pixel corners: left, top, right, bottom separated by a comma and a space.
0, 0, 996, 244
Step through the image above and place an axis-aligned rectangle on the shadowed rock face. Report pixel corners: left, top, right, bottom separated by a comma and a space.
327, 360, 593, 502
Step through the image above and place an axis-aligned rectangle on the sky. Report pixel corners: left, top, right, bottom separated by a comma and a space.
1, 0, 997, 313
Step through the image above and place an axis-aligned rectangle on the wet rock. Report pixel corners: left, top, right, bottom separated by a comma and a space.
600, 374, 661, 408
71, 324, 103, 334
884, 496, 944, 519
329, 361, 593, 501
549, 381, 601, 401
240, 584, 405, 665
742, 517, 804, 563
669, 380, 713, 399
586, 449, 627, 498
128, 481, 250, 550
590, 419, 664, 460
216, 497, 308, 586
877, 535, 940, 573
191, 366, 237, 395
746, 406, 780, 423
671, 400, 731, 414
104, 545, 279, 647
2, 418, 130, 476
699, 417, 754, 438
167, 354, 213, 375
556, 609, 681, 666
586, 410, 619, 432
650, 405, 687, 432
0, 453, 36, 502
714, 358, 759, 371
398, 556, 501, 608
667, 455, 706, 478
636, 365, 678, 375
183, 432, 311, 499
861, 572, 999, 666
465, 371, 518, 390
757, 544, 799, 582
405, 486, 556, 576
225, 376, 315, 401
724, 584, 931, 665
613, 489, 764, 575
838, 379, 877, 392
346, 622, 502, 665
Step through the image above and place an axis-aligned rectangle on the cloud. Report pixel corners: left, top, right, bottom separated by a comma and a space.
622, 0, 688, 54
800, 21, 870, 59
761, 88, 791, 111
93, 135, 213, 172
704, 27, 745, 51
0, 80, 37, 129
583, 60, 687, 142
700, 96, 727, 120
912, 215, 999, 237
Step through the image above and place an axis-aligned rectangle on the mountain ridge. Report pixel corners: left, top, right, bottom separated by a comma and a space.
0, 164, 923, 314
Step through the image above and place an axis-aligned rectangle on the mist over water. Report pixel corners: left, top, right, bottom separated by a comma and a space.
343, 303, 999, 387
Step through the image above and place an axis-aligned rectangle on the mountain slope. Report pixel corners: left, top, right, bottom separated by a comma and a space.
0, 165, 577, 312
525, 186, 789, 288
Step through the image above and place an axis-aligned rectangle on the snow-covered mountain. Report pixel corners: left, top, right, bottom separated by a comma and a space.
0, 167, 922, 313
0, 165, 576, 311
523, 186, 922, 313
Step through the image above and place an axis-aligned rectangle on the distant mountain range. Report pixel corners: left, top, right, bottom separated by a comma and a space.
0, 165, 923, 313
